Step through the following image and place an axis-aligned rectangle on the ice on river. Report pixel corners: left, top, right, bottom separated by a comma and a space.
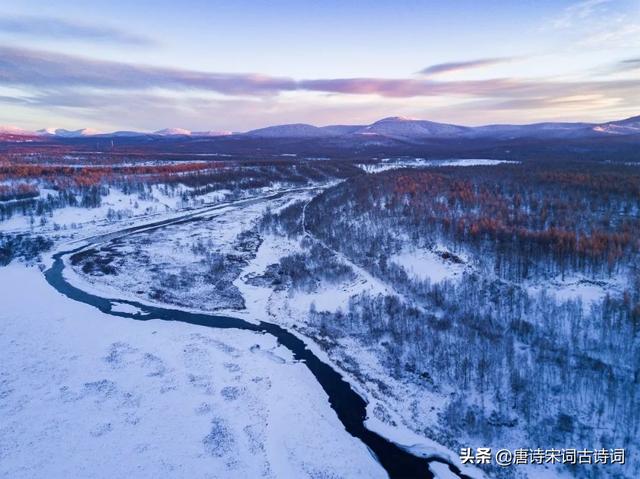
0, 263, 386, 479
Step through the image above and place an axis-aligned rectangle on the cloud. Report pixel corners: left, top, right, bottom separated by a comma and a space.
0, 15, 155, 46
0, 46, 527, 98
618, 58, 640, 70
0, 90, 400, 132
0, 45, 638, 126
0, 94, 29, 105
3, 82, 637, 132
474, 94, 620, 112
299, 77, 639, 102
548, 0, 639, 49
600, 57, 640, 75
2, 45, 638, 100
418, 57, 515, 76
299, 77, 521, 97
551, 0, 612, 29
0, 46, 296, 95
581, 21, 640, 48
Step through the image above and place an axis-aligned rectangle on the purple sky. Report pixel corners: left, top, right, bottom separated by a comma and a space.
0, 0, 639, 132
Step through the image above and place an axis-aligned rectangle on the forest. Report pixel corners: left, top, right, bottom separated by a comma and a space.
0, 232, 52, 265
273, 159, 640, 478
0, 153, 363, 222
308, 161, 640, 281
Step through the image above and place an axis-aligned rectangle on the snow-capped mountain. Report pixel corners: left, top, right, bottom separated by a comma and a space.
242, 116, 639, 140
319, 125, 364, 136
107, 130, 154, 137
36, 128, 57, 136
2, 115, 639, 142
244, 117, 474, 140
245, 123, 338, 138
593, 115, 640, 135
153, 128, 192, 136
37, 128, 103, 137
354, 116, 471, 140
467, 122, 594, 139
22, 127, 232, 138
0, 125, 33, 136
192, 130, 233, 137
153, 128, 232, 137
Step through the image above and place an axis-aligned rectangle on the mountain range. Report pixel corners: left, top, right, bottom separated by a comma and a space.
2, 115, 638, 142
243, 115, 640, 141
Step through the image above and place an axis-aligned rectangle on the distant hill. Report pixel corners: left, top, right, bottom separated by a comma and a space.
3, 115, 639, 141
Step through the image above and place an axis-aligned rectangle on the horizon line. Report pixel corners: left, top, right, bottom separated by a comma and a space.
2, 112, 639, 136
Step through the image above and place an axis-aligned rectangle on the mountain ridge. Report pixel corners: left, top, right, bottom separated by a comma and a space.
2, 115, 639, 141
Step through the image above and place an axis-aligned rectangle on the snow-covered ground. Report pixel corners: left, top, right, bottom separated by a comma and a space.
54, 190, 590, 478
65, 190, 317, 312
358, 158, 517, 173
0, 184, 230, 235
6, 175, 631, 479
226, 235, 490, 477
0, 263, 386, 479
526, 273, 626, 310
390, 246, 468, 284
57, 196, 486, 476
235, 233, 390, 321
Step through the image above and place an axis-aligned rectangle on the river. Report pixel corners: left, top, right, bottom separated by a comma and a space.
43, 192, 472, 479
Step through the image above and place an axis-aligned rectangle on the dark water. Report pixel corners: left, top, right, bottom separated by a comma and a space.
44, 234, 472, 479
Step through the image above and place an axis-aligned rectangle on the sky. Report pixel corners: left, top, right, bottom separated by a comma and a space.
0, 0, 639, 132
